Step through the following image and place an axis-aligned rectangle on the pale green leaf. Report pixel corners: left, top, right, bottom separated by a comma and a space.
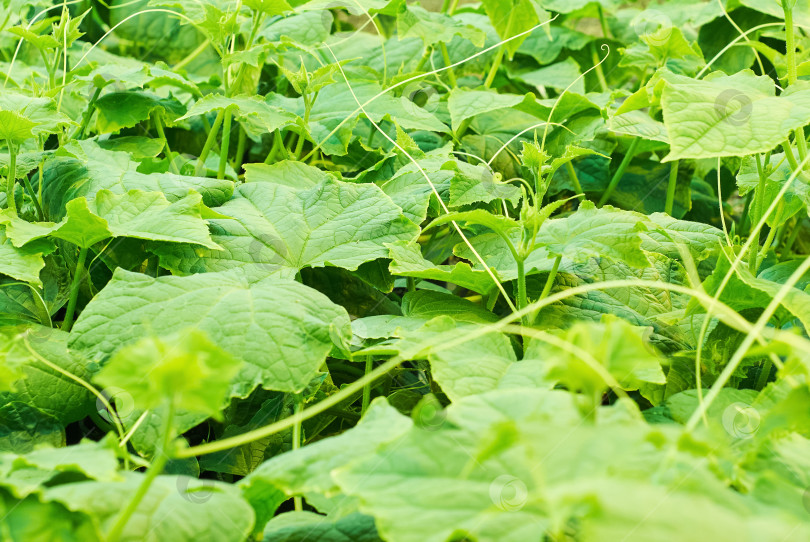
69, 269, 352, 394
662, 72, 810, 160
95, 329, 242, 417
447, 89, 525, 133
154, 178, 418, 278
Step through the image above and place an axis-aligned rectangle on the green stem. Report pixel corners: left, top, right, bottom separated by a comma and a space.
292, 393, 304, 511
107, 402, 175, 542
447, 0, 459, 14
265, 129, 285, 164
748, 154, 767, 270
293, 128, 307, 160
440, 0, 451, 12
664, 160, 679, 215
22, 176, 44, 221
153, 112, 179, 175
539, 254, 562, 301
783, 1, 798, 85
439, 42, 457, 87
755, 358, 773, 391
483, 45, 505, 88
218, 107, 234, 180
37, 159, 44, 217
781, 217, 801, 257
196, 109, 224, 176
234, 126, 247, 174
796, 128, 808, 163
565, 161, 584, 198
361, 356, 373, 415
597, 4, 611, 38
5, 139, 17, 217
485, 288, 500, 311
39, 48, 55, 90
62, 246, 88, 331
175, 355, 406, 459
294, 94, 313, 159
740, 190, 753, 235
415, 47, 432, 72
515, 257, 528, 325
756, 200, 785, 272
788, 4, 809, 164
455, 118, 473, 141
598, 138, 639, 207
783, 139, 800, 171
75, 87, 102, 139
774, 223, 786, 248
407, 277, 416, 293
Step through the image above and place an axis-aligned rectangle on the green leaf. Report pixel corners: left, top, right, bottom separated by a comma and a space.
427, 209, 520, 239
447, 161, 522, 207
0, 488, 99, 541
447, 89, 526, 133
387, 241, 498, 295
397, 4, 485, 48
517, 25, 590, 65
0, 227, 53, 286
0, 111, 39, 142
242, 160, 334, 188
402, 290, 499, 323
0, 93, 73, 139
43, 472, 255, 542
42, 140, 234, 217
535, 254, 693, 348
737, 152, 810, 228
244, 0, 292, 16
535, 202, 649, 267
0, 437, 120, 499
154, 178, 419, 278
609, 110, 669, 143
530, 315, 666, 405
240, 399, 410, 528
0, 326, 94, 424
331, 388, 805, 542
69, 269, 351, 394
261, 511, 381, 542
662, 72, 810, 160
481, 0, 548, 57
641, 213, 724, 263
95, 329, 242, 417
3, 190, 218, 249
0, 401, 64, 453
698, 247, 810, 330
94, 91, 185, 133
268, 81, 447, 155
411, 318, 531, 401
177, 94, 297, 137
379, 159, 454, 224
508, 57, 584, 94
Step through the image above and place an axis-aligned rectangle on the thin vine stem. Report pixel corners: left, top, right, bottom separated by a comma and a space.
174, 277, 796, 459
107, 402, 175, 542
62, 246, 88, 331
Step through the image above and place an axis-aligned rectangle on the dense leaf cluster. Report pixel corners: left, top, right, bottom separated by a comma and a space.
1, 0, 810, 540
